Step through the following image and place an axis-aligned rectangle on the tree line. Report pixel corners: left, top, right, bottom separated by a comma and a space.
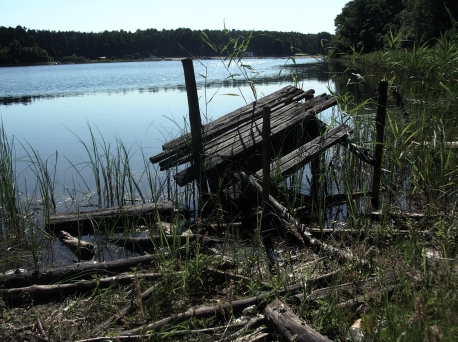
332, 0, 458, 54
0, 26, 331, 65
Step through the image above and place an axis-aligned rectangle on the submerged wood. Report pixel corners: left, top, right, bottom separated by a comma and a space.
265, 299, 332, 342
0, 254, 159, 288
58, 230, 95, 260
47, 202, 178, 234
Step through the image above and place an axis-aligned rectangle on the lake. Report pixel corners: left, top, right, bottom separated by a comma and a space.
0, 58, 340, 211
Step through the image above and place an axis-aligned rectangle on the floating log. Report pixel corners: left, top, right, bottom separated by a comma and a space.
265, 298, 332, 342
47, 202, 178, 234
58, 230, 95, 260
0, 254, 160, 288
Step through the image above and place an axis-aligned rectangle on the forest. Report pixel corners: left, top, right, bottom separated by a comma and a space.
0, 26, 331, 65
332, 0, 458, 54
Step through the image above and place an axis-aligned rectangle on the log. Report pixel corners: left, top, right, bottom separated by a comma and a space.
0, 254, 160, 288
58, 230, 95, 260
295, 272, 396, 302
1, 272, 165, 303
47, 202, 179, 234
265, 298, 332, 342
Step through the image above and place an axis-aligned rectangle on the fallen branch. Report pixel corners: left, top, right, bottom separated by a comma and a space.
1, 272, 167, 303
122, 271, 339, 335
0, 254, 161, 288
265, 298, 332, 342
229, 169, 359, 264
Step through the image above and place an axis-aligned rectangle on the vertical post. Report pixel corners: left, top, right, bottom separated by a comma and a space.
372, 81, 388, 209
262, 106, 275, 271
262, 106, 271, 216
181, 58, 205, 210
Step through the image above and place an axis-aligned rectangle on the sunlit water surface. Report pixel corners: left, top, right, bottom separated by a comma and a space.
0, 58, 345, 268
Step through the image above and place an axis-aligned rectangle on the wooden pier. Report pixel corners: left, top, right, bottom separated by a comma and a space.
149, 84, 355, 213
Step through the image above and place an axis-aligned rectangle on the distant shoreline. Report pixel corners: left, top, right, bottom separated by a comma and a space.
1, 55, 321, 67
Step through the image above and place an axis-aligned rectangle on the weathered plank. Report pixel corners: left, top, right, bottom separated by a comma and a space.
47, 202, 177, 233
174, 96, 337, 186
150, 86, 314, 165
255, 124, 352, 180
158, 94, 329, 170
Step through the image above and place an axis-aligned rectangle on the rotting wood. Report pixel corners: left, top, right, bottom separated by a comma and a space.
1, 272, 165, 303
47, 202, 179, 234
107, 234, 223, 252
166, 95, 328, 169
173, 95, 337, 186
294, 272, 396, 302
0, 254, 160, 289
228, 169, 358, 264
265, 298, 332, 342
255, 124, 353, 181
90, 282, 160, 335
372, 81, 388, 209
181, 58, 206, 206
151, 86, 315, 164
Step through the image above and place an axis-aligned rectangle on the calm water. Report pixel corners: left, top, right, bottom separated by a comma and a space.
0, 58, 338, 209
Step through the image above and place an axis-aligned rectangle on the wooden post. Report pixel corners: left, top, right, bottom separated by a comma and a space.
262, 106, 275, 270
181, 58, 205, 209
372, 81, 388, 209
262, 106, 271, 216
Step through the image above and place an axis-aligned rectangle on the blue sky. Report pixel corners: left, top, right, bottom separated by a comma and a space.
1, 0, 348, 34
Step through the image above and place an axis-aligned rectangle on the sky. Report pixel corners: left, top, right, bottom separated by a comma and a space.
1, 0, 349, 34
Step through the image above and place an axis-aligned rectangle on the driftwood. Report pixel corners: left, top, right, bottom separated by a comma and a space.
58, 230, 95, 260
0, 254, 160, 288
1, 272, 165, 303
122, 270, 339, 336
47, 202, 179, 234
265, 298, 332, 342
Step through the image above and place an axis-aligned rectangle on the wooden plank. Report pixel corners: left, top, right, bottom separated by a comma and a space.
255, 124, 352, 180
174, 96, 337, 186
150, 86, 314, 164
47, 202, 177, 233
162, 86, 313, 151
158, 99, 305, 170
